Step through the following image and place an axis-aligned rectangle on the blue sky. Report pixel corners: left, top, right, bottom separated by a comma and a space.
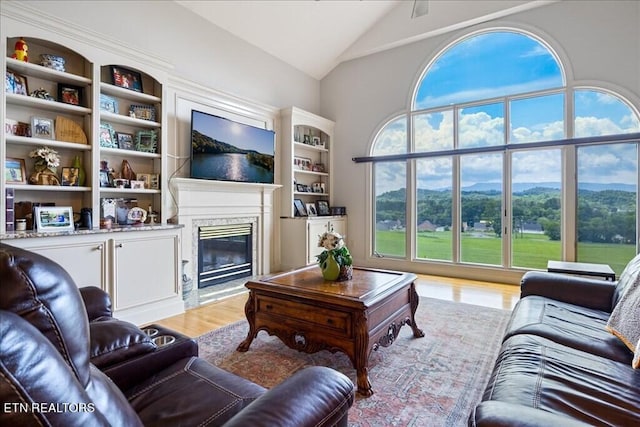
192, 111, 275, 156
373, 31, 640, 195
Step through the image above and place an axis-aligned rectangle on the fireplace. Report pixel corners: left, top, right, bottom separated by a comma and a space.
198, 224, 253, 288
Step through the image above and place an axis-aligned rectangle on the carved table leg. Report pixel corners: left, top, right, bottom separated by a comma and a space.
354, 311, 373, 396
237, 291, 256, 352
408, 282, 425, 338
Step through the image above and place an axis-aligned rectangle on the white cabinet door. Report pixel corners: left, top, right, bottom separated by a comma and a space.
329, 218, 346, 236
111, 233, 179, 312
307, 220, 328, 264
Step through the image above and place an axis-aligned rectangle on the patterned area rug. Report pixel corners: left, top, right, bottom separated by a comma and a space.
197, 297, 511, 427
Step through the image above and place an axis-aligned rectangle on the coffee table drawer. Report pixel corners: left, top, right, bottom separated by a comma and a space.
256, 295, 351, 335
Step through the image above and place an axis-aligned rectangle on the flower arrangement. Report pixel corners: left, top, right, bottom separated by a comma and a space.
317, 231, 353, 281
29, 146, 60, 171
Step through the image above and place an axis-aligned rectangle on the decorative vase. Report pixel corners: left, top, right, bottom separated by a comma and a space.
29, 166, 60, 185
320, 253, 341, 281
337, 265, 353, 282
72, 155, 86, 186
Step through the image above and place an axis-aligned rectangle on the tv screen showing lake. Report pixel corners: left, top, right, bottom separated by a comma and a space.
191, 152, 274, 184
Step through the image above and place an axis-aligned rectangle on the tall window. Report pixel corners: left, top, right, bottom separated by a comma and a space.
370, 30, 640, 274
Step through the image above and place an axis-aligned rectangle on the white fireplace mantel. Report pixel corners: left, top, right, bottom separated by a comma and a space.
171, 177, 281, 284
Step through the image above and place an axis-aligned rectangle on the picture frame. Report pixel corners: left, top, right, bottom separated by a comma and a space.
312, 182, 325, 193
312, 136, 321, 146
135, 130, 158, 153
58, 84, 82, 106
99, 170, 111, 187
296, 183, 307, 193
30, 116, 55, 139
5, 119, 30, 137
99, 123, 117, 148
12, 72, 28, 96
116, 132, 135, 150
293, 156, 312, 171
61, 167, 79, 186
306, 203, 317, 216
149, 173, 160, 190
6, 71, 15, 93
303, 134, 311, 145
312, 163, 325, 173
130, 180, 145, 190
5, 157, 26, 184
99, 94, 119, 114
293, 199, 307, 217
316, 200, 331, 216
110, 65, 143, 92
137, 173, 151, 189
129, 104, 156, 121
34, 206, 75, 232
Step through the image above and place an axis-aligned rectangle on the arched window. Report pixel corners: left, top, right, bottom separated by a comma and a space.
370, 29, 639, 274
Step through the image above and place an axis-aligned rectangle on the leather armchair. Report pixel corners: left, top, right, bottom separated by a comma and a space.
0, 243, 355, 426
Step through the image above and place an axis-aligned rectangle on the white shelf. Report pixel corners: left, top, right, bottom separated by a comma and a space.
7, 184, 91, 192
6, 135, 92, 151
294, 169, 329, 177
100, 111, 161, 129
6, 93, 92, 115
100, 82, 161, 103
99, 188, 160, 195
294, 141, 329, 153
99, 147, 161, 159
6, 57, 91, 86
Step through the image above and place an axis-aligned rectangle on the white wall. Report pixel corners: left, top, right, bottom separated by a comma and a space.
17, 0, 320, 112
320, 0, 640, 281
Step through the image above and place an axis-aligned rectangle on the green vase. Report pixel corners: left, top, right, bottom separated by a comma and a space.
72, 155, 86, 186
320, 253, 341, 281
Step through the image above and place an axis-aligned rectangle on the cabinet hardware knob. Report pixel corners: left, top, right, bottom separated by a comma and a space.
94, 245, 103, 251
116, 243, 123, 248
327, 318, 334, 324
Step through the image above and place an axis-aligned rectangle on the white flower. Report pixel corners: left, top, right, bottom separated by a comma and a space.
318, 231, 345, 251
29, 146, 60, 168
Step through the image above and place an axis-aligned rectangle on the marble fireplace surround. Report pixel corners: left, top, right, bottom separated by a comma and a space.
172, 178, 280, 292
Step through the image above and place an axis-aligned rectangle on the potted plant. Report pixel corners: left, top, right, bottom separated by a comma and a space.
316, 231, 353, 281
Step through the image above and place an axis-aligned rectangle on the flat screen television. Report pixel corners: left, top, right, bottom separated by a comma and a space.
190, 110, 275, 184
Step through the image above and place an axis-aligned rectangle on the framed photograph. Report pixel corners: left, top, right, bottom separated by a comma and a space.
306, 203, 317, 216
303, 134, 311, 145
316, 200, 331, 216
113, 178, 128, 189
30, 116, 55, 139
312, 182, 325, 193
312, 163, 325, 173
312, 136, 321, 146
5, 119, 30, 137
58, 84, 82, 106
116, 132, 135, 150
315, 139, 326, 149
110, 65, 143, 92
99, 170, 111, 187
6, 71, 15, 93
294, 156, 312, 171
137, 173, 151, 189
12, 72, 28, 96
5, 158, 26, 184
293, 199, 307, 217
61, 167, 79, 186
130, 180, 145, 190
135, 130, 158, 153
129, 104, 156, 121
149, 173, 160, 190
34, 206, 75, 232
99, 94, 119, 114
296, 183, 307, 193
99, 123, 117, 148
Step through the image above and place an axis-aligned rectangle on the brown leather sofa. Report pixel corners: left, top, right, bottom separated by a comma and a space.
470, 256, 640, 426
0, 243, 355, 426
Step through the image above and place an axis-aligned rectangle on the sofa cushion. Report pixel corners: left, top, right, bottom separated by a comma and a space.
481, 334, 640, 426
612, 252, 640, 306
504, 296, 632, 363
607, 271, 640, 368
126, 357, 266, 426
90, 318, 156, 368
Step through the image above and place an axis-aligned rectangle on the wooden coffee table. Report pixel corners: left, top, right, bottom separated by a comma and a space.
237, 265, 424, 396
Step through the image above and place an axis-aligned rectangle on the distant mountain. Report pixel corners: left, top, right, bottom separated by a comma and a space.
456, 182, 634, 193
191, 130, 249, 155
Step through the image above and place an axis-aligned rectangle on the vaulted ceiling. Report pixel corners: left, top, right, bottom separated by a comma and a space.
175, 1, 556, 80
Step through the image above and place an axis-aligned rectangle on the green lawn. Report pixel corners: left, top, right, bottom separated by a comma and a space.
376, 230, 635, 275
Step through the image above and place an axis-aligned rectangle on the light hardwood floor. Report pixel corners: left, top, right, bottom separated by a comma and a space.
153, 274, 521, 337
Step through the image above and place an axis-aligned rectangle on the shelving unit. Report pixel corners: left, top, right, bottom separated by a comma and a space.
279, 107, 347, 270
3, 37, 94, 231
1, 35, 167, 232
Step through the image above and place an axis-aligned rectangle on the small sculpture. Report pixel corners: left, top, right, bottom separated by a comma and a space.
12, 38, 28, 62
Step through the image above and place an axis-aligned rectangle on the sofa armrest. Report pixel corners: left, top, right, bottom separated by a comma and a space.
470, 401, 592, 427
520, 271, 616, 312
79, 286, 112, 320
101, 324, 198, 391
224, 366, 355, 427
